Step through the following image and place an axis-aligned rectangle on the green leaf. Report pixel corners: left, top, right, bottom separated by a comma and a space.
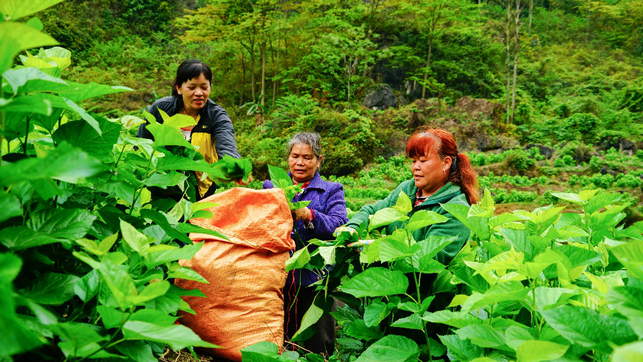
354, 335, 419, 362
394, 192, 412, 213
52, 118, 122, 162
20, 273, 79, 305
611, 341, 643, 362
379, 233, 416, 262
461, 282, 529, 313
541, 305, 637, 353
177, 223, 230, 241
390, 313, 424, 330
75, 270, 99, 303
442, 203, 490, 240
422, 310, 481, 329
139, 209, 191, 245
504, 326, 535, 350
286, 247, 311, 272
405, 210, 449, 233
516, 340, 569, 362
54, 322, 108, 359
147, 122, 195, 149
168, 266, 208, 283
363, 300, 395, 327
61, 81, 132, 103
2, 67, 69, 94
123, 320, 217, 350
550, 192, 584, 205
0, 22, 58, 74
500, 228, 535, 261
210, 155, 253, 183
0, 142, 104, 187
531, 287, 578, 312
607, 286, 643, 339
610, 241, 643, 281
120, 219, 150, 256
0, 253, 22, 282
439, 334, 484, 361
344, 319, 383, 341
241, 341, 292, 362
5, 228, 61, 253
0, 285, 44, 356
268, 165, 293, 189
146, 243, 202, 268
114, 341, 157, 362
0, 0, 64, 20
131, 281, 171, 305
455, 324, 506, 348
292, 294, 333, 341
28, 208, 96, 240
340, 267, 409, 298
0, 192, 22, 223
369, 207, 408, 231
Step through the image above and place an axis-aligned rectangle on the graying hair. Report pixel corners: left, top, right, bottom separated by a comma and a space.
287, 132, 323, 159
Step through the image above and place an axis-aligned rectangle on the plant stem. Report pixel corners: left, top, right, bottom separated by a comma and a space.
23, 116, 31, 156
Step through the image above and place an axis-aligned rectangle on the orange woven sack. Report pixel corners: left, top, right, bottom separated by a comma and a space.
175, 187, 295, 361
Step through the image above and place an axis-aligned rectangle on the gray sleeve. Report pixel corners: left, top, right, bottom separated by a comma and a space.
212, 108, 241, 159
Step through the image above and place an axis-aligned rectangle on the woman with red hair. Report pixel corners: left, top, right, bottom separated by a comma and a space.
344, 128, 478, 265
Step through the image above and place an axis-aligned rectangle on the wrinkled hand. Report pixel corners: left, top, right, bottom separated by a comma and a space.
292, 207, 312, 222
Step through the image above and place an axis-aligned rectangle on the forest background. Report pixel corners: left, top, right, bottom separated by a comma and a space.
40, 0, 643, 219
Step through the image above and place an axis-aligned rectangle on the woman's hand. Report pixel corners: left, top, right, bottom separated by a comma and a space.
292, 207, 312, 222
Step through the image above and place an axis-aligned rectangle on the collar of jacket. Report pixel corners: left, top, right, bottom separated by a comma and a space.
287, 171, 325, 191
406, 181, 462, 209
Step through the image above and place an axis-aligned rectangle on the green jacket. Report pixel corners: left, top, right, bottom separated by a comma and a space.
346, 181, 471, 265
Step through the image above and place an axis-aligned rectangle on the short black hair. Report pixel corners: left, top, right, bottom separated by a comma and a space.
171, 59, 213, 96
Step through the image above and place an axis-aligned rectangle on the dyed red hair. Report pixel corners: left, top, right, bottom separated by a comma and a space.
406, 128, 479, 205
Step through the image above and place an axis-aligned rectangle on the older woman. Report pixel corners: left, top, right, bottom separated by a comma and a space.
345, 128, 478, 265
263, 132, 348, 356
137, 59, 241, 199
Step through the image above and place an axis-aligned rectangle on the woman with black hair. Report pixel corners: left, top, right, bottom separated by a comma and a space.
137, 59, 241, 199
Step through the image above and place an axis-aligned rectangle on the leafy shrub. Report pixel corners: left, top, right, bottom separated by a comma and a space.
505, 148, 536, 173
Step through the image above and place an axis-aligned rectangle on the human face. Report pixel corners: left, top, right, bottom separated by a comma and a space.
411, 149, 451, 197
288, 143, 321, 184
176, 73, 211, 115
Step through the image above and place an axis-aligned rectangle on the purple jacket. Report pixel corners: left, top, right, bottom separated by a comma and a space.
263, 172, 348, 285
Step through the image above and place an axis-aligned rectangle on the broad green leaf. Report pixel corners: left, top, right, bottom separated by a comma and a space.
610, 241, 643, 281
146, 243, 202, 268
390, 313, 424, 330
61, 81, 132, 103
394, 192, 412, 213
0, 226, 62, 251
120, 219, 150, 256
363, 300, 394, 327
99, 256, 137, 310
52, 118, 122, 162
439, 334, 484, 361
541, 305, 637, 353
354, 335, 419, 362
469, 204, 494, 218
555, 245, 601, 268
455, 324, 506, 348
461, 282, 529, 313
405, 210, 449, 233
516, 340, 568, 362
28, 208, 96, 240
147, 123, 194, 149
585, 192, 622, 214
530, 287, 578, 312
340, 267, 408, 298
0, 142, 104, 187
344, 318, 383, 341
0, 0, 64, 20
139, 209, 191, 245
379, 233, 416, 262
611, 341, 643, 362
75, 270, 99, 303
114, 340, 156, 362
210, 155, 253, 183
122, 320, 217, 350
131, 281, 171, 305
0, 284, 44, 356
292, 295, 333, 340
607, 286, 643, 339
318, 246, 336, 265
442, 203, 490, 240
241, 341, 291, 362
0, 22, 58, 74
96, 306, 126, 329
0, 192, 21, 223
54, 322, 108, 359
2, 67, 69, 94
0, 253, 22, 282
422, 310, 481, 328
268, 165, 292, 189
177, 223, 230, 241
500, 228, 535, 261
20, 273, 79, 305
550, 192, 584, 205
168, 266, 208, 283
369, 207, 408, 231
155, 152, 216, 173
286, 247, 311, 272
504, 326, 535, 350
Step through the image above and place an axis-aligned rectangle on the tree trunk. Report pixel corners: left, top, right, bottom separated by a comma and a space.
511, 0, 521, 124
422, 38, 433, 99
